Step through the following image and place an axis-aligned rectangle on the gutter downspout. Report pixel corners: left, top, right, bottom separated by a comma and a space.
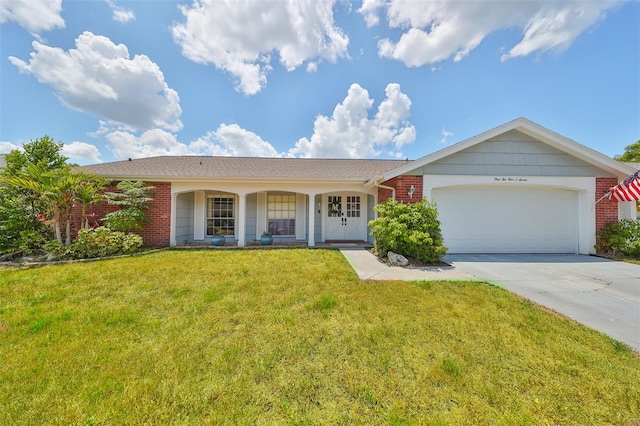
374, 179, 395, 200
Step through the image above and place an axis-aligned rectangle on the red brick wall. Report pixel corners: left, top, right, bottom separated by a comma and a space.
136, 182, 171, 246
378, 175, 423, 203
595, 177, 619, 233
72, 181, 171, 246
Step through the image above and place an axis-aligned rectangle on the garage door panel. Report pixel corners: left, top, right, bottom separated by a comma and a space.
433, 186, 578, 254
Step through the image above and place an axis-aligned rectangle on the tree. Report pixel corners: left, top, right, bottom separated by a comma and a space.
0, 136, 108, 256
2, 135, 68, 176
1, 136, 70, 234
614, 140, 640, 162
103, 181, 155, 232
74, 176, 109, 229
1, 165, 104, 245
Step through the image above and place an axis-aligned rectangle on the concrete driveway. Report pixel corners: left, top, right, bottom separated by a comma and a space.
444, 254, 640, 352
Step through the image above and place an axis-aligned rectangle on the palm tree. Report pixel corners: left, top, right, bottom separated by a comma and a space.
0, 165, 107, 245
72, 175, 109, 230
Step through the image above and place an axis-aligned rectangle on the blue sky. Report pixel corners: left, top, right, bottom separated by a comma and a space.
1, 0, 638, 165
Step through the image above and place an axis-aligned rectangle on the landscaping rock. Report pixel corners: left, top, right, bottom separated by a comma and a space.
387, 251, 409, 267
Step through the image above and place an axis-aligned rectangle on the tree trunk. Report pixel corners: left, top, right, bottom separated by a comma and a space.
65, 219, 71, 246
54, 222, 62, 245
81, 205, 88, 229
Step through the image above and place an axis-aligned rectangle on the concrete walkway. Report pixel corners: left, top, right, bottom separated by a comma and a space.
339, 249, 475, 281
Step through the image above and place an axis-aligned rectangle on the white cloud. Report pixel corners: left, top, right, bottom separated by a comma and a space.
172, 0, 349, 95
440, 126, 453, 145
191, 124, 282, 157
61, 141, 103, 164
106, 129, 188, 160
358, 0, 385, 27
0, 141, 22, 154
500, 4, 612, 61
0, 0, 64, 35
105, 0, 135, 23
106, 124, 281, 160
9, 31, 182, 133
289, 83, 416, 158
363, 0, 620, 67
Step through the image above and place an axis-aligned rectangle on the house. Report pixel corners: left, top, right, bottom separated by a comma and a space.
81, 118, 637, 254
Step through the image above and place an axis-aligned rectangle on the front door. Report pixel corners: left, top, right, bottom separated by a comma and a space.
325, 194, 364, 240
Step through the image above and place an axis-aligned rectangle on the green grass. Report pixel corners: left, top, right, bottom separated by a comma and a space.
1, 249, 639, 425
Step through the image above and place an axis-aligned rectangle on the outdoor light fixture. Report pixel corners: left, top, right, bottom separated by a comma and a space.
408, 185, 416, 198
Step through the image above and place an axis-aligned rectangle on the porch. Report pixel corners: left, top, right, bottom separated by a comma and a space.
171, 184, 378, 247
174, 240, 374, 249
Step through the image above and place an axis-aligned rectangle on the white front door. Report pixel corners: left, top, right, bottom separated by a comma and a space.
325, 194, 364, 241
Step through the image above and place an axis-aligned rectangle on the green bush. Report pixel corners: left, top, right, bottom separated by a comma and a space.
368, 198, 447, 263
103, 181, 154, 231
17, 230, 50, 256
0, 193, 51, 257
596, 219, 640, 258
63, 227, 143, 259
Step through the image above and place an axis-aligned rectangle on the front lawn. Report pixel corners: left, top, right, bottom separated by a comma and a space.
1, 249, 639, 424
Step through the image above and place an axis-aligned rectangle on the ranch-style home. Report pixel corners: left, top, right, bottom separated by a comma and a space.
82, 118, 638, 254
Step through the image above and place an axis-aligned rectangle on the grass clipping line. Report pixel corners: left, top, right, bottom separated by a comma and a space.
0, 249, 639, 424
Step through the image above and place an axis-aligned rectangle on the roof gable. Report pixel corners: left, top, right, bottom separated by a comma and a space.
412, 129, 618, 177
368, 118, 635, 184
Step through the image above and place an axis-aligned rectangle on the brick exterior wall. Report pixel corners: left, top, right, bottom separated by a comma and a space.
135, 182, 171, 246
72, 181, 171, 246
378, 175, 423, 204
595, 177, 619, 237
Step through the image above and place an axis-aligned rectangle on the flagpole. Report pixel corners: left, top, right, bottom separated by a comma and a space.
594, 191, 610, 206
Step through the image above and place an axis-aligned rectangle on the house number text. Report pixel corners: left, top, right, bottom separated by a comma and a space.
494, 177, 528, 182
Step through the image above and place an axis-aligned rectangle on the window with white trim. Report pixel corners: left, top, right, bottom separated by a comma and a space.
267, 194, 296, 236
206, 194, 235, 236
346, 195, 361, 217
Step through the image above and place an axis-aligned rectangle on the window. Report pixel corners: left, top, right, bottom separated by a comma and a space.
327, 195, 360, 218
327, 195, 342, 217
346, 195, 361, 217
268, 194, 296, 235
207, 194, 235, 236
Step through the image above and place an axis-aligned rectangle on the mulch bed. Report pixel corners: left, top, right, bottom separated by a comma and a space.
369, 248, 450, 268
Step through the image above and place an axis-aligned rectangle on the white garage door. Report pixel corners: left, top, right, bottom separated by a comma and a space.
433, 186, 578, 253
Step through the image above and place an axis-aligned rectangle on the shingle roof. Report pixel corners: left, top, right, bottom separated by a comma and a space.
80, 156, 410, 182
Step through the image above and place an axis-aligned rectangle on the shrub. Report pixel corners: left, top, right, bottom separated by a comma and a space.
63, 227, 143, 259
103, 181, 155, 232
368, 198, 447, 263
0, 193, 51, 257
596, 219, 640, 258
15, 230, 49, 257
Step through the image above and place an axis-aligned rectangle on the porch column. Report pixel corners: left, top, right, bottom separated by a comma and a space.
237, 192, 246, 247
194, 191, 205, 241
170, 191, 177, 246
307, 193, 316, 247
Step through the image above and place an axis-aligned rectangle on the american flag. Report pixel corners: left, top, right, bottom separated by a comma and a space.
607, 170, 640, 202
